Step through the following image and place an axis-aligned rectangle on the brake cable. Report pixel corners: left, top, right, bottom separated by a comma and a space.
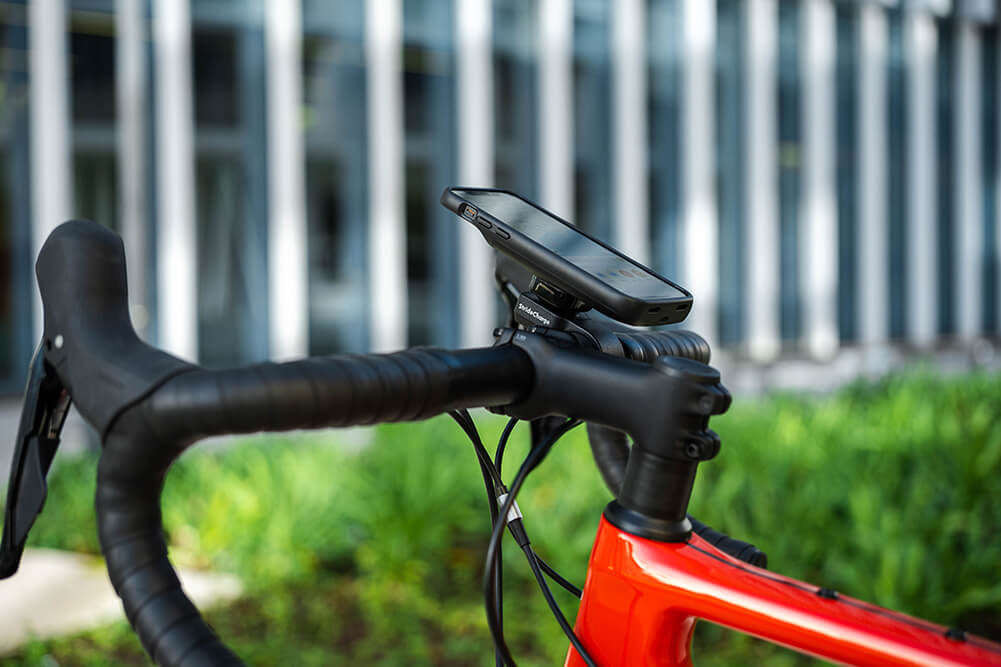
450, 411, 596, 666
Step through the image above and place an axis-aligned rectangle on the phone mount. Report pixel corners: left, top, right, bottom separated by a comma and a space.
496, 253, 649, 355
511, 278, 602, 348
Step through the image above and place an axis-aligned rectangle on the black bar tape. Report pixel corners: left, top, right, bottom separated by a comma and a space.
615, 329, 710, 364
689, 517, 768, 568
94, 345, 532, 666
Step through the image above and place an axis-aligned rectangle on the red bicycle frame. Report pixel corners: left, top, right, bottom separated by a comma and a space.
566, 517, 1001, 666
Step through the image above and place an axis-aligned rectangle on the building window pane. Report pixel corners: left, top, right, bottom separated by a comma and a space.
73, 152, 118, 230
403, 0, 457, 348
716, 0, 744, 346
0, 153, 14, 380
648, 0, 682, 280
493, 0, 538, 198
303, 22, 369, 355
835, 4, 858, 343
573, 0, 611, 238
193, 15, 269, 366
193, 28, 239, 128
983, 25, 998, 334
936, 19, 955, 336
778, 0, 801, 342
70, 11, 116, 124
886, 7, 906, 340
0, 6, 33, 391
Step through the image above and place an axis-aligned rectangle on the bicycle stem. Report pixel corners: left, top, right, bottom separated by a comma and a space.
492, 328, 731, 541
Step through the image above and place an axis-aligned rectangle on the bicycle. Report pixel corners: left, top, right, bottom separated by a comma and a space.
1, 209, 1000, 666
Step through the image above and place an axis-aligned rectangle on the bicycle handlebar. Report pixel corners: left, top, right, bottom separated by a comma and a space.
29, 220, 728, 666
97, 346, 532, 666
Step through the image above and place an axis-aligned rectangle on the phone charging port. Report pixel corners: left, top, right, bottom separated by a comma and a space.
462, 205, 477, 221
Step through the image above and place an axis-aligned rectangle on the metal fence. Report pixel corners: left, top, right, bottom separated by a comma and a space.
1, 0, 999, 394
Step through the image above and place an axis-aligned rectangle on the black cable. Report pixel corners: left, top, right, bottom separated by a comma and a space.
448, 410, 505, 667
495, 418, 583, 598
521, 544, 595, 666
494, 417, 519, 474
492, 416, 518, 667
533, 552, 582, 599
483, 418, 590, 666
449, 410, 504, 488
452, 412, 589, 664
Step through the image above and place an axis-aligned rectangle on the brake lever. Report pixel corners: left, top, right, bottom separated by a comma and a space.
0, 342, 72, 578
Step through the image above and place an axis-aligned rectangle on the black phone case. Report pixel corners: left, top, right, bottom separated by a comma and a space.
441, 187, 692, 326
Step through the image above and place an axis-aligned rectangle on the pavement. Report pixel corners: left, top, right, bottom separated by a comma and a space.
0, 548, 242, 654
0, 398, 99, 485
0, 400, 244, 654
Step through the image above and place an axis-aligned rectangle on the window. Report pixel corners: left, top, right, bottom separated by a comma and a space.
777, 0, 802, 343
493, 0, 538, 198
935, 18, 955, 336
192, 10, 269, 366
573, 0, 611, 239
0, 3, 34, 391
648, 0, 682, 281
835, 4, 858, 343
982, 25, 998, 334
301, 12, 370, 355
716, 0, 745, 346
402, 0, 458, 347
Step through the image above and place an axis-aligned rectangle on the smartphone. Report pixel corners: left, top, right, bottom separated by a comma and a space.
441, 187, 692, 326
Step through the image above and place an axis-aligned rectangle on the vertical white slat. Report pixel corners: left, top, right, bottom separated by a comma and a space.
612, 0, 649, 264
456, 0, 496, 347
858, 2, 889, 347
800, 0, 838, 359
28, 0, 73, 340
116, 0, 150, 337
905, 10, 937, 347
366, 0, 407, 352
538, 0, 574, 218
956, 20, 982, 340
680, 0, 718, 345
153, 0, 198, 361
265, 0, 309, 359
745, 0, 780, 361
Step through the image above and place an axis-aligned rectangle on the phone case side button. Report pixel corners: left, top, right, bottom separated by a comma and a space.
494, 228, 510, 239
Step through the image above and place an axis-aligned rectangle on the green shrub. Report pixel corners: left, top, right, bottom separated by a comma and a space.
6, 370, 1001, 665
697, 370, 1001, 638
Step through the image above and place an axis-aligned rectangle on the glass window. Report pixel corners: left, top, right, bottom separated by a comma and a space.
647, 0, 682, 281
193, 28, 239, 128
302, 12, 369, 355
982, 25, 998, 334
573, 0, 611, 239
935, 18, 955, 336
835, 4, 858, 343
402, 0, 458, 348
886, 6, 906, 340
0, 152, 16, 383
493, 0, 538, 199
70, 6, 118, 241
715, 0, 744, 346
193, 14, 269, 366
74, 152, 118, 230
777, 0, 801, 343
0, 3, 36, 392
195, 155, 258, 366
69, 10, 116, 124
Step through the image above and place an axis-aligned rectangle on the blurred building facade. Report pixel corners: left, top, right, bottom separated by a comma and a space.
0, 0, 999, 392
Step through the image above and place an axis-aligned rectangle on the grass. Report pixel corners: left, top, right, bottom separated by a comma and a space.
4, 369, 1001, 665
